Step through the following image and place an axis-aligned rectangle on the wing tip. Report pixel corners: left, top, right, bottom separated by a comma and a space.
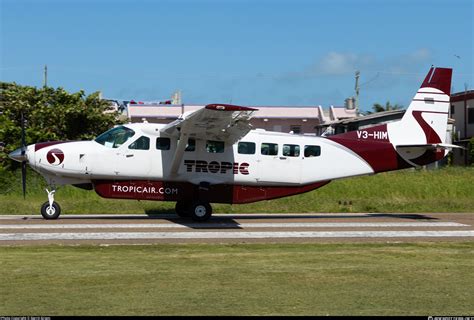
205, 104, 258, 112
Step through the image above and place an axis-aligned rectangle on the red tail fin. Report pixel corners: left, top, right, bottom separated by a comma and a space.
420, 67, 452, 95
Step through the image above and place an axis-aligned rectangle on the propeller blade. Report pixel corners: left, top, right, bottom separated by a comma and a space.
21, 111, 26, 154
20, 111, 27, 198
22, 160, 27, 199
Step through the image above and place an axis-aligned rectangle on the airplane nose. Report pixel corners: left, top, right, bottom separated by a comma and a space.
9, 147, 28, 162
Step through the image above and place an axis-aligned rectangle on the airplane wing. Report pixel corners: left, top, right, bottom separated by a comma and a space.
161, 104, 258, 175
161, 104, 257, 142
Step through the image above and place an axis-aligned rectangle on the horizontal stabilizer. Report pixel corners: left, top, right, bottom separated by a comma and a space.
396, 143, 466, 150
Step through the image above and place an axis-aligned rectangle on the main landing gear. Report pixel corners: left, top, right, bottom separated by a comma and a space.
175, 182, 213, 222
175, 201, 213, 222
40, 188, 61, 220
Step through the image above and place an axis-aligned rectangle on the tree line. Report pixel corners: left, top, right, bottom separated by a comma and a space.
0, 82, 120, 170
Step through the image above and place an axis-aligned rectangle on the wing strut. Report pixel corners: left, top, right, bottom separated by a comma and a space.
170, 133, 189, 175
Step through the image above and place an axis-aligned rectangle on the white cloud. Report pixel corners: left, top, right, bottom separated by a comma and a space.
277, 48, 432, 82
316, 52, 374, 75
386, 48, 433, 74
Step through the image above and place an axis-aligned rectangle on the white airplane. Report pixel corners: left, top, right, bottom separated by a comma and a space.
9, 67, 457, 221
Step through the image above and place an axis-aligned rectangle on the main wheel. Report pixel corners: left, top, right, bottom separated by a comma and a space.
40, 201, 61, 220
190, 201, 212, 222
175, 201, 190, 218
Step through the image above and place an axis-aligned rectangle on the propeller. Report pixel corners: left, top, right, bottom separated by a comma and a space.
20, 111, 26, 199
7, 111, 29, 198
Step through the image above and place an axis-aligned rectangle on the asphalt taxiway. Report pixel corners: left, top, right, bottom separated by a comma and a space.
0, 212, 473, 245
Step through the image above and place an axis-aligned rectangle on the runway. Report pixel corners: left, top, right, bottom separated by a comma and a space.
0, 212, 473, 245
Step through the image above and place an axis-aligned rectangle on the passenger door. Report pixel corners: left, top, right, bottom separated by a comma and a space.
257, 142, 301, 184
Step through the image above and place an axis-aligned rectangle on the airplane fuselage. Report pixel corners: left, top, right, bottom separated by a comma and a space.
25, 124, 379, 204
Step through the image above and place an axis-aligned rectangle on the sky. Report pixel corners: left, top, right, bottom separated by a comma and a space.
1, 0, 473, 112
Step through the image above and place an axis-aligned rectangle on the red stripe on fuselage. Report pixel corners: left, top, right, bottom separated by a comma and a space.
327, 124, 411, 173
93, 180, 330, 204
34, 141, 73, 151
412, 99, 449, 103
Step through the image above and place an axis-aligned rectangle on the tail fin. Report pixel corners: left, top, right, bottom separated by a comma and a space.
388, 67, 452, 146
327, 67, 453, 172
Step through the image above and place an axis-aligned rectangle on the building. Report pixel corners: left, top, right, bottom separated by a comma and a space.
127, 104, 357, 135
450, 90, 474, 165
316, 109, 406, 135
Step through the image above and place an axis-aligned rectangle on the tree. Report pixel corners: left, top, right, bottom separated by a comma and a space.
367, 101, 403, 114
0, 82, 121, 170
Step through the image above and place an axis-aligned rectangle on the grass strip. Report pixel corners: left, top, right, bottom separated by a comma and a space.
0, 242, 473, 315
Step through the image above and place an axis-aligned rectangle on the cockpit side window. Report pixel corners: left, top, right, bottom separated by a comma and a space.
94, 126, 135, 148
129, 136, 150, 150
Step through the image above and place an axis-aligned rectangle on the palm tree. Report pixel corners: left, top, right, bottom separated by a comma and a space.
368, 101, 403, 114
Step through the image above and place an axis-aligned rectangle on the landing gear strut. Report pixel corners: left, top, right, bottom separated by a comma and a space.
174, 182, 213, 222
40, 188, 61, 220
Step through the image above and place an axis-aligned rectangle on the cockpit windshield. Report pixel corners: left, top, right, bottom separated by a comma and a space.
94, 126, 135, 148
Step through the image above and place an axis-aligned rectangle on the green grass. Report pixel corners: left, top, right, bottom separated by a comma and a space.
0, 242, 472, 315
0, 166, 473, 214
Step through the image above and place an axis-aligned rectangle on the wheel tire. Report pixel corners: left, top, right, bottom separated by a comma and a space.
175, 201, 190, 218
190, 201, 212, 222
40, 201, 61, 220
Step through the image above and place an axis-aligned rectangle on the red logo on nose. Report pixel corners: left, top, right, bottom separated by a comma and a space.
46, 148, 64, 165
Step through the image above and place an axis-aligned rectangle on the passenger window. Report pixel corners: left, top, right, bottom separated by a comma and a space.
261, 143, 278, 156
206, 140, 225, 153
283, 144, 300, 157
238, 142, 256, 155
304, 145, 321, 157
156, 137, 170, 150
128, 136, 150, 150
185, 138, 195, 152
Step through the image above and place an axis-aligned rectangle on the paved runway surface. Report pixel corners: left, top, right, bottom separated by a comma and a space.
0, 212, 473, 245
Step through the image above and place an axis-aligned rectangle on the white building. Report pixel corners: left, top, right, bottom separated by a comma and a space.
127, 104, 357, 135
450, 90, 474, 165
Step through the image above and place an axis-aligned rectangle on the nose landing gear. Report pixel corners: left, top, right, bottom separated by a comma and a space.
40, 188, 61, 219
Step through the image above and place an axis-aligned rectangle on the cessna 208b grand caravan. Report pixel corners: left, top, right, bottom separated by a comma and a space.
9, 67, 457, 221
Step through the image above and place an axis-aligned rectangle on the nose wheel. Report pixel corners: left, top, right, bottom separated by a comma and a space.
40, 188, 61, 220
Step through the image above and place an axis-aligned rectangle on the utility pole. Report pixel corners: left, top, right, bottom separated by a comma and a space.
43, 65, 48, 87
355, 70, 360, 115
